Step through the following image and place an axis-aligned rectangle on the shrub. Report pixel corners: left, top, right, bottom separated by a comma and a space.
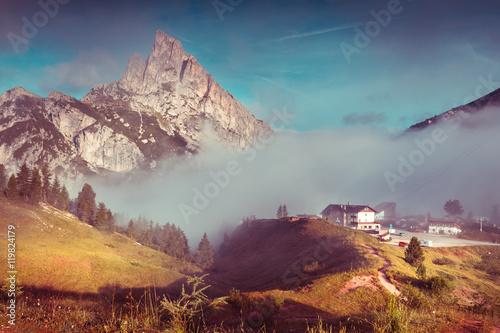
426, 276, 453, 293
371, 296, 413, 333
416, 262, 427, 280
432, 257, 455, 266
399, 284, 429, 309
227, 289, 243, 312
160, 275, 227, 330
405, 237, 424, 267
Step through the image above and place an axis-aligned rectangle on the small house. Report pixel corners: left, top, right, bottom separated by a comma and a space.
428, 220, 462, 235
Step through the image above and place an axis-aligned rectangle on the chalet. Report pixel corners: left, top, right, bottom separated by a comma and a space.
321, 203, 380, 230
428, 220, 462, 235
374, 202, 396, 221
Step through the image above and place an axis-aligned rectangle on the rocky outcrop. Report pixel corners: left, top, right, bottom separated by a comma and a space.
0, 30, 272, 177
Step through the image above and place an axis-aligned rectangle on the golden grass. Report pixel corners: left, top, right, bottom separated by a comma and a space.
0, 196, 200, 294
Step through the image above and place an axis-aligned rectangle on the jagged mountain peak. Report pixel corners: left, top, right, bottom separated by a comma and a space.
0, 30, 272, 178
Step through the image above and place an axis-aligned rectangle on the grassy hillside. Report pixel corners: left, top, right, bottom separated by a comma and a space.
0, 196, 200, 295
212, 218, 380, 291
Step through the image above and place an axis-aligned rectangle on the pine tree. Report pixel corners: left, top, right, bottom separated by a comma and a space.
94, 202, 108, 230
106, 209, 115, 231
41, 163, 52, 202
0, 164, 7, 190
58, 185, 71, 211
49, 176, 61, 206
29, 167, 42, 204
127, 219, 137, 240
75, 183, 96, 224
405, 236, 424, 267
17, 162, 31, 200
5, 174, 18, 200
277, 204, 283, 219
282, 204, 288, 218
194, 233, 214, 270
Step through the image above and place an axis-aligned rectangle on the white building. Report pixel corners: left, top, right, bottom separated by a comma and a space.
321, 203, 380, 230
428, 220, 462, 235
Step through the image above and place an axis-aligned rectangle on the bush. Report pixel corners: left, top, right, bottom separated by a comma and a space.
426, 276, 453, 293
227, 289, 243, 312
432, 257, 455, 265
400, 284, 429, 309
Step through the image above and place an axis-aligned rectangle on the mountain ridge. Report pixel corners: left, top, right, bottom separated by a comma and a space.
406, 87, 500, 132
0, 30, 272, 178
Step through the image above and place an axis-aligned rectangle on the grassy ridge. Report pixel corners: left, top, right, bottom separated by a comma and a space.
0, 196, 200, 294
213, 218, 380, 291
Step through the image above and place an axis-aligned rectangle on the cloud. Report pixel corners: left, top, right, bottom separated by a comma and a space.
342, 112, 387, 126
90, 108, 500, 246
39, 48, 119, 94
274, 24, 357, 42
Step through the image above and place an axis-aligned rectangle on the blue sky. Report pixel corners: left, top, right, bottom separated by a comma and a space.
1, 0, 500, 131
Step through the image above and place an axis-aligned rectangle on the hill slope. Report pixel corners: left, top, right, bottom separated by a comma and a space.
0, 196, 200, 295
212, 218, 379, 291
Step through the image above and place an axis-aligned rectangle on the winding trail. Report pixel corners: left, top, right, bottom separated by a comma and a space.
358, 243, 400, 295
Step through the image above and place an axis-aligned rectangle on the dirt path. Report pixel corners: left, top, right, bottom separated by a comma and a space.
358, 243, 400, 295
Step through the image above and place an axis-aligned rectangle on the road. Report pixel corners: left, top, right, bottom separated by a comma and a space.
383, 229, 499, 248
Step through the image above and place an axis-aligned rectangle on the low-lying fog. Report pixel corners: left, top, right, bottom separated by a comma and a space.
92, 107, 500, 246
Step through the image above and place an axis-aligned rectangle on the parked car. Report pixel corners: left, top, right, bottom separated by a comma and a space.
399, 232, 406, 236
399, 241, 408, 248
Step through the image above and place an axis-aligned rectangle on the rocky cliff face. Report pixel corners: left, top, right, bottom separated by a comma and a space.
82, 30, 269, 150
0, 30, 272, 177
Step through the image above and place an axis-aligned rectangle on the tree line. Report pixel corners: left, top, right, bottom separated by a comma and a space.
0, 162, 214, 269
0, 162, 71, 210
124, 217, 213, 269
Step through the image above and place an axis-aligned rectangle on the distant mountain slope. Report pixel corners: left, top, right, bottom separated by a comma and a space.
0, 196, 200, 294
212, 218, 378, 291
0, 30, 272, 177
406, 87, 500, 132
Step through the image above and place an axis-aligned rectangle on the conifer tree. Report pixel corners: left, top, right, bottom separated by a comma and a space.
194, 233, 214, 270
94, 202, 108, 228
127, 219, 137, 240
41, 163, 52, 202
106, 209, 115, 231
75, 183, 97, 224
5, 174, 18, 200
17, 162, 31, 200
277, 204, 283, 219
49, 176, 61, 206
0, 164, 6, 190
58, 185, 71, 211
282, 204, 289, 218
405, 236, 424, 267
29, 167, 42, 204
